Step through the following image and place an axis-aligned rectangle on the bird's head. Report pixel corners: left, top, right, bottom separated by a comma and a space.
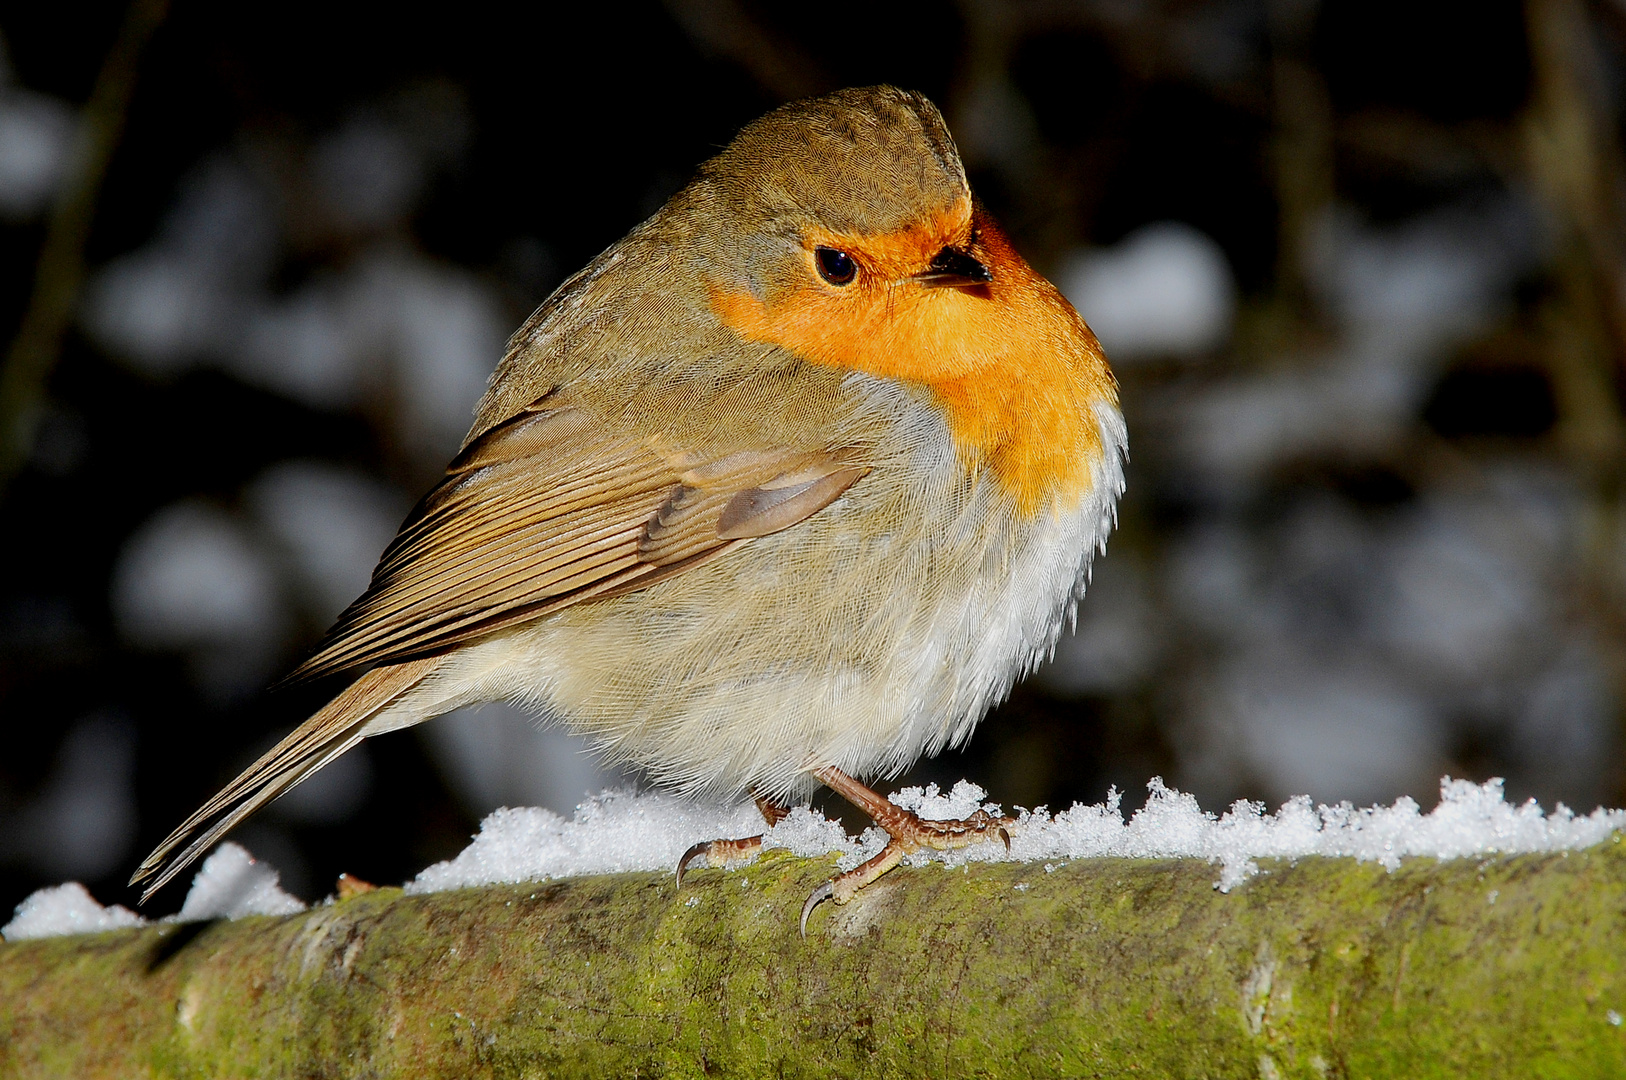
679, 85, 1117, 515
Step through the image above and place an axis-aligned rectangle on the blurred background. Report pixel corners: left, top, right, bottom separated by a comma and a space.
3, 0, 1625, 916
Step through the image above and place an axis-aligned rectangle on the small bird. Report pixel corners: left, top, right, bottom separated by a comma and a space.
131, 86, 1125, 922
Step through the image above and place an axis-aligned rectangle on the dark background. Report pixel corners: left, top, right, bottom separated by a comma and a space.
3, 0, 1624, 918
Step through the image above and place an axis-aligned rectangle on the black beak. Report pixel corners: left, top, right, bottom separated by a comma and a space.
912, 246, 993, 288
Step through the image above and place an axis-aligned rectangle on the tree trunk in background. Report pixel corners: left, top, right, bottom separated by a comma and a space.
3, 843, 1624, 1078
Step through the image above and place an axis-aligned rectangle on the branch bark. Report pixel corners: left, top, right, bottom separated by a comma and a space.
4, 841, 1625, 1078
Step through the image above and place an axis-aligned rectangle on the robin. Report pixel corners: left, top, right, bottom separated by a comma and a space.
131, 86, 1126, 926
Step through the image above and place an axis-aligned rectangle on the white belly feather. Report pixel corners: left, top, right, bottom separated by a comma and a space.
365, 380, 1127, 803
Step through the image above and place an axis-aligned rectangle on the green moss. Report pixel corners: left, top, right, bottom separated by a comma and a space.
4, 840, 1626, 1077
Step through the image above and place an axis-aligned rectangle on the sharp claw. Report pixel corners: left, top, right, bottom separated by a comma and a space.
675, 840, 712, 889
999, 825, 1011, 851
800, 881, 834, 938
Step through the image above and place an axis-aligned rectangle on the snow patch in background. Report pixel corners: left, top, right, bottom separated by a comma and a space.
0, 86, 75, 219
1038, 553, 1162, 696
245, 460, 408, 622
110, 500, 289, 700
3, 715, 140, 880
78, 101, 500, 470
10, 778, 1622, 941
1061, 222, 1237, 362
423, 702, 623, 819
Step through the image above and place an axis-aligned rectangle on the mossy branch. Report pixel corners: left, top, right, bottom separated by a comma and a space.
4, 842, 1626, 1078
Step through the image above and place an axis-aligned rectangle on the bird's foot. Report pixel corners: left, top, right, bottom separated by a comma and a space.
674, 793, 789, 888
676, 834, 763, 888
800, 765, 1013, 935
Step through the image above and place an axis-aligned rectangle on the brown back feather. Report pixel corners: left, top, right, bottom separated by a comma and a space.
287, 396, 867, 683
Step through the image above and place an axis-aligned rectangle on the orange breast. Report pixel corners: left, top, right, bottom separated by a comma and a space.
710, 214, 1117, 517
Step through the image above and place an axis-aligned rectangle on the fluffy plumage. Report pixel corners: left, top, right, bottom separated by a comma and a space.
132, 85, 1124, 902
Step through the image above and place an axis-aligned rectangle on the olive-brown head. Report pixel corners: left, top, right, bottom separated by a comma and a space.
675, 85, 1117, 517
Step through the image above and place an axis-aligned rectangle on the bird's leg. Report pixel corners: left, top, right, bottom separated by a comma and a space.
800, 765, 1012, 934
675, 793, 788, 887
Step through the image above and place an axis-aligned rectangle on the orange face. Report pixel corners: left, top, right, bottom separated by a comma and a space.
710, 199, 1117, 517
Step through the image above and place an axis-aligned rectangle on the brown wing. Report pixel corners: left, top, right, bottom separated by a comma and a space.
286, 398, 868, 682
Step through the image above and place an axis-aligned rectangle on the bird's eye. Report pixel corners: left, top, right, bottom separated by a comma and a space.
815, 247, 857, 286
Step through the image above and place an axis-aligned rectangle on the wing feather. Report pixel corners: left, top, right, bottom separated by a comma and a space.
285, 398, 871, 682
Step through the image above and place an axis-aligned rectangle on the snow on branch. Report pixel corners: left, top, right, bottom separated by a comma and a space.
3, 778, 1625, 1076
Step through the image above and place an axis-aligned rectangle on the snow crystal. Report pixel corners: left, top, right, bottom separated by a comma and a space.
176, 842, 305, 920
411, 775, 1626, 895
759, 805, 855, 861
8, 776, 1621, 941
886, 776, 1626, 892
407, 790, 765, 893
2, 883, 145, 942
1, 842, 301, 942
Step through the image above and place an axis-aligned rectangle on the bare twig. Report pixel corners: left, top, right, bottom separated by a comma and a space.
660, 0, 829, 102
0, 0, 170, 493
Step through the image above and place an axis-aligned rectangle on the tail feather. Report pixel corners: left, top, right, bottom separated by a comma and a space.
130, 656, 439, 903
